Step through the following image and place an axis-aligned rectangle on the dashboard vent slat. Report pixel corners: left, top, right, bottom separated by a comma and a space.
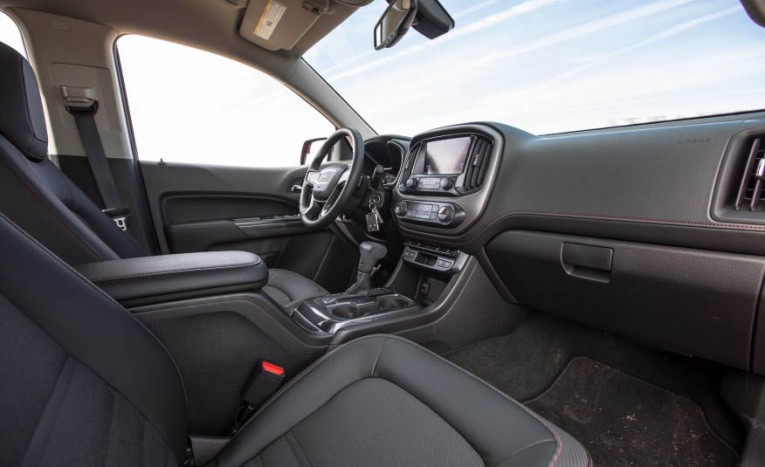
734, 137, 765, 210
400, 143, 418, 188
463, 138, 492, 191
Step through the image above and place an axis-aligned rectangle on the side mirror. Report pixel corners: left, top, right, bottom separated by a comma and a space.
300, 137, 327, 165
374, 0, 418, 50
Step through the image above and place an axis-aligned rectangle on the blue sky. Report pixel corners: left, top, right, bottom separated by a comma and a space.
306, 0, 765, 135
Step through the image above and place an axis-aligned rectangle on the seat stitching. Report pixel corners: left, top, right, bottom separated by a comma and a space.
102, 385, 118, 466
490, 439, 558, 467
19, 57, 46, 148
19, 356, 72, 465
286, 431, 312, 467
371, 336, 390, 376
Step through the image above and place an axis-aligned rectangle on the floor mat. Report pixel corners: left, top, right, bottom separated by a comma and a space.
526, 357, 738, 466
444, 312, 746, 462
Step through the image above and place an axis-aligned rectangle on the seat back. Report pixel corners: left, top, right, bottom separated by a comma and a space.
0, 42, 145, 265
0, 211, 187, 465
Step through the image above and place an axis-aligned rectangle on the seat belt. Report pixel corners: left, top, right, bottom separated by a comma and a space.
62, 86, 130, 231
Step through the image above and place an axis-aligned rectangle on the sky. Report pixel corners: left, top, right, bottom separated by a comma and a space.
3, 1, 765, 167
306, 0, 765, 136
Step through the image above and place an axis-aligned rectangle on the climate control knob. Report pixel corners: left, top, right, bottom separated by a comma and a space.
437, 205, 455, 224
394, 202, 409, 217
405, 178, 418, 190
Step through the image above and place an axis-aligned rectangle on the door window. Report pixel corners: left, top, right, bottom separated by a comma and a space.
117, 35, 334, 167
0, 12, 26, 58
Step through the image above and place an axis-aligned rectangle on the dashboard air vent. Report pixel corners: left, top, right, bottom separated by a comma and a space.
462, 138, 492, 191
734, 137, 765, 210
399, 143, 418, 188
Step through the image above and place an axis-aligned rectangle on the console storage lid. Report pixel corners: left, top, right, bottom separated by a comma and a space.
75, 251, 269, 306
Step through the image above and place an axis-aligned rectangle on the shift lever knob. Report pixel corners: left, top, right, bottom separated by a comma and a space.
357, 241, 388, 274
346, 242, 388, 295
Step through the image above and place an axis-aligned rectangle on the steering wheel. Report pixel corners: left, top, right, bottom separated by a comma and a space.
300, 128, 365, 228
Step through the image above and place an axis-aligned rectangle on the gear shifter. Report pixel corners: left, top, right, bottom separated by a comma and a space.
345, 241, 388, 295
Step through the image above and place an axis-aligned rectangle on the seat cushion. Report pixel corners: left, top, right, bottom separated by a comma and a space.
213, 335, 590, 467
262, 268, 328, 307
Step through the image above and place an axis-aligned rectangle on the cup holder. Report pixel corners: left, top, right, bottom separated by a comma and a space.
377, 296, 411, 309
330, 305, 361, 320
327, 293, 414, 321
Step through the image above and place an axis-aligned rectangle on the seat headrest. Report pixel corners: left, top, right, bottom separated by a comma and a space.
0, 42, 48, 161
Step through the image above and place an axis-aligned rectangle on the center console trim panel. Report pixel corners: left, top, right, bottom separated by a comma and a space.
393, 124, 504, 236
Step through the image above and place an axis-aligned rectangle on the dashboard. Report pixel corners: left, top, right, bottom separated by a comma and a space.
381, 112, 765, 377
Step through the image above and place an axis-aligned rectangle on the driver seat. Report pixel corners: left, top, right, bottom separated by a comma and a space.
0, 42, 326, 307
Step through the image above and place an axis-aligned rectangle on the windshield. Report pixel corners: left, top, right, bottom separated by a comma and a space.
306, 0, 765, 136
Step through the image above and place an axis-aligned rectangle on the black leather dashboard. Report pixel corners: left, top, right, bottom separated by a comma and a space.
396, 113, 765, 257
393, 112, 765, 375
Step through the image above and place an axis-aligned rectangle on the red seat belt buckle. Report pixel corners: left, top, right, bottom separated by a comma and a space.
241, 360, 286, 409
262, 361, 285, 377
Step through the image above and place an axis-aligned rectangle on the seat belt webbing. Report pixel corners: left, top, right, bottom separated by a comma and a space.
63, 87, 130, 231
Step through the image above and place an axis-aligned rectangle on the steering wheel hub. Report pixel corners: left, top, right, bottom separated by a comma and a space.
312, 166, 346, 201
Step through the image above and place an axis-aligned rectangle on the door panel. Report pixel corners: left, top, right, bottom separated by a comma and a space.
140, 161, 357, 292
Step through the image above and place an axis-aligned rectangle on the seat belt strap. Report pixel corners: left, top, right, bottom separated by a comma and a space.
62, 86, 130, 231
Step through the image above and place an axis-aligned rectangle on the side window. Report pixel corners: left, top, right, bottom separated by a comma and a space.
0, 12, 26, 58
116, 35, 334, 167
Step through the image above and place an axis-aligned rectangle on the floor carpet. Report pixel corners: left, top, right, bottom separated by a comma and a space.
445, 313, 745, 466
526, 357, 737, 466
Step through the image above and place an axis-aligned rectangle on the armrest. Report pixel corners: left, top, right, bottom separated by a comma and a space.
75, 251, 269, 306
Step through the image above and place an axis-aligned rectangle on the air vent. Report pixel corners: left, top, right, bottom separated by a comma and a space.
399, 144, 418, 188
734, 137, 765, 210
462, 137, 492, 191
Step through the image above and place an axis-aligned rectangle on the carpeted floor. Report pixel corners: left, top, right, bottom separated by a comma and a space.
445, 313, 745, 466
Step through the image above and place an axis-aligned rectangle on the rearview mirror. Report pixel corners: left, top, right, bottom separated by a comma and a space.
374, 0, 418, 50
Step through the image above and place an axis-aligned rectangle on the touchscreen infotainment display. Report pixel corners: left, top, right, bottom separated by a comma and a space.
422, 137, 471, 175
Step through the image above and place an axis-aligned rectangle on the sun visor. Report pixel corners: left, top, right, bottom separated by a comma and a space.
239, 0, 371, 54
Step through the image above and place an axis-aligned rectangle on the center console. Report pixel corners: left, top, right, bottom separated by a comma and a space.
295, 288, 416, 334
393, 124, 503, 236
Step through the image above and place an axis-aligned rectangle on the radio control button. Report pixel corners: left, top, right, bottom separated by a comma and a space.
437, 205, 455, 223
437, 259, 453, 269
394, 202, 408, 216
406, 178, 418, 189
440, 177, 453, 190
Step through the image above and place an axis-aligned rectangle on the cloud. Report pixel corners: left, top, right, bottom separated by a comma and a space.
326, 0, 564, 83
467, 0, 698, 67
497, 5, 741, 99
